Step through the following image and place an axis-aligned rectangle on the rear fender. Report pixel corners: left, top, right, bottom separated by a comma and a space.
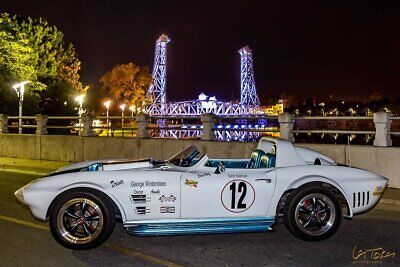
288, 175, 353, 218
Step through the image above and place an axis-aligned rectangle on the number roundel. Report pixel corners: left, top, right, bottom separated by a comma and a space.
221, 180, 255, 213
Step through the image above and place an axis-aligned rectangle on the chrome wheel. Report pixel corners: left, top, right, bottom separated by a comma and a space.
294, 193, 336, 236
56, 198, 104, 245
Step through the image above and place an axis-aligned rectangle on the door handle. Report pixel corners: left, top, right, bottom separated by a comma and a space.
255, 178, 271, 183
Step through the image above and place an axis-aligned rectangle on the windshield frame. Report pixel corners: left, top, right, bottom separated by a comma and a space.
167, 145, 205, 167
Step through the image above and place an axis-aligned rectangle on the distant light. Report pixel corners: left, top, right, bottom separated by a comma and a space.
217, 125, 223, 129
75, 94, 85, 105
104, 100, 111, 109
233, 125, 239, 129
120, 104, 126, 110
198, 93, 207, 101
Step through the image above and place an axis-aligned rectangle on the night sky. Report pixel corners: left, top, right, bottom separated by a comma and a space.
2, 0, 400, 103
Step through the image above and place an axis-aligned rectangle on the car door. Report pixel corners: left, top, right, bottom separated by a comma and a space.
180, 168, 276, 218
112, 170, 182, 222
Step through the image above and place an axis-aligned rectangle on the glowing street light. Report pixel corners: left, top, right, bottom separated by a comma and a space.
12, 81, 30, 134
129, 105, 136, 117
120, 104, 126, 128
103, 100, 111, 132
75, 94, 85, 135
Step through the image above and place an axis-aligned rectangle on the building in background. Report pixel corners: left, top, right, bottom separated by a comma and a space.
262, 100, 284, 115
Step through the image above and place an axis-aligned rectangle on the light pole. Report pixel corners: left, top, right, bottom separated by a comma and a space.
120, 104, 126, 128
12, 81, 30, 134
104, 100, 111, 127
75, 94, 85, 135
129, 105, 135, 117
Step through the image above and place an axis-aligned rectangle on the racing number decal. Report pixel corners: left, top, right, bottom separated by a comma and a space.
221, 180, 255, 213
229, 181, 247, 209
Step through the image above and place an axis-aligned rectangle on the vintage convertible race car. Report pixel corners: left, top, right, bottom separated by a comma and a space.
15, 138, 388, 250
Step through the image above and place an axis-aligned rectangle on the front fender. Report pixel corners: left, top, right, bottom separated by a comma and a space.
48, 182, 127, 222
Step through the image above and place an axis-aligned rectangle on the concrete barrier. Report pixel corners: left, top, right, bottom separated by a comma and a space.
0, 134, 399, 188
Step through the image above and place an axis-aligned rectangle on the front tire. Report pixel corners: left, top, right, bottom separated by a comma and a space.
49, 190, 115, 250
283, 186, 341, 241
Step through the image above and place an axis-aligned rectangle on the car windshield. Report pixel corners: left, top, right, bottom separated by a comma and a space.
168, 145, 205, 167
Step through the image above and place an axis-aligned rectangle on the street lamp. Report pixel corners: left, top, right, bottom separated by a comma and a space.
75, 94, 85, 135
103, 100, 111, 130
12, 81, 30, 134
120, 104, 126, 128
129, 105, 136, 117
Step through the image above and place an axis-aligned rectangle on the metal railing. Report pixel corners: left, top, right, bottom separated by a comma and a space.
0, 112, 399, 146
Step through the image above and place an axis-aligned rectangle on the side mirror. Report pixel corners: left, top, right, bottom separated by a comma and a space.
214, 161, 225, 174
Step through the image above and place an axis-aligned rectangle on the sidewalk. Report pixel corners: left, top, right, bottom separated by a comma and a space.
0, 157, 69, 175
0, 157, 399, 210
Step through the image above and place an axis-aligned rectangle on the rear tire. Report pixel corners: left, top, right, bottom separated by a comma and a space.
283, 186, 341, 241
49, 190, 115, 250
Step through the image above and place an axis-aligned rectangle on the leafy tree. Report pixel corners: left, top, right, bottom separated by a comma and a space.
0, 13, 83, 114
100, 63, 152, 110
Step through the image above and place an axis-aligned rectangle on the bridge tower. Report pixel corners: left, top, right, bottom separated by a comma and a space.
238, 46, 260, 106
147, 34, 170, 104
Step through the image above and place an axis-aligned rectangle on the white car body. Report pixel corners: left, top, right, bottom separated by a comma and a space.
16, 138, 388, 238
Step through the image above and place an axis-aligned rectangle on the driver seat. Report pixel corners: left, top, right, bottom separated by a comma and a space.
246, 149, 267, 169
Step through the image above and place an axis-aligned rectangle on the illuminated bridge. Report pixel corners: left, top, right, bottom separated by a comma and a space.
145, 35, 263, 117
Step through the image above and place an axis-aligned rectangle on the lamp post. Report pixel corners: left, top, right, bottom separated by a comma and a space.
75, 94, 85, 135
129, 105, 135, 117
12, 81, 30, 134
104, 100, 111, 134
120, 104, 126, 128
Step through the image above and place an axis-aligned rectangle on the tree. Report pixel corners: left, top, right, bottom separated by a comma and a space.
100, 63, 152, 110
0, 13, 83, 114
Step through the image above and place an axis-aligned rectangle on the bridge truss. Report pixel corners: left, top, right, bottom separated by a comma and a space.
144, 35, 263, 117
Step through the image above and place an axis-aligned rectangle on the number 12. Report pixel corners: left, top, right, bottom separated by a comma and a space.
229, 181, 247, 209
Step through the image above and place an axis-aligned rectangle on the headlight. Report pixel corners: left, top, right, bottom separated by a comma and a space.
14, 187, 25, 204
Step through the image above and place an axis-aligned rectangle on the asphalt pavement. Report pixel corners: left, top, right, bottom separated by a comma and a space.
0, 169, 399, 266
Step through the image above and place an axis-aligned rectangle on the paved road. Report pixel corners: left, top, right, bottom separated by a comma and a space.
1, 170, 399, 267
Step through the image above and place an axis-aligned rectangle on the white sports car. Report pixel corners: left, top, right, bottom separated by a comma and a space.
15, 138, 388, 250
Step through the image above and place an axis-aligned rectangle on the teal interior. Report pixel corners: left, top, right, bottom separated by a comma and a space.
206, 149, 276, 169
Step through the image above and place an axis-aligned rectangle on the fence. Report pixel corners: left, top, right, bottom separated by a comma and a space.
0, 112, 399, 146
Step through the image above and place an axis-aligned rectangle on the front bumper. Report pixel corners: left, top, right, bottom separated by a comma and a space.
14, 187, 25, 204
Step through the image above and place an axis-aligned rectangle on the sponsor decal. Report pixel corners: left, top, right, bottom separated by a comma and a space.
130, 194, 151, 204
135, 206, 151, 215
221, 179, 255, 213
110, 180, 124, 188
151, 189, 161, 194
159, 194, 176, 202
160, 206, 175, 214
352, 245, 395, 264
131, 181, 167, 188
373, 186, 384, 196
228, 174, 247, 178
185, 179, 198, 188
197, 172, 211, 178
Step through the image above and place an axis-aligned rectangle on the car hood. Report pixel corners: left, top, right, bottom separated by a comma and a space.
49, 158, 154, 176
